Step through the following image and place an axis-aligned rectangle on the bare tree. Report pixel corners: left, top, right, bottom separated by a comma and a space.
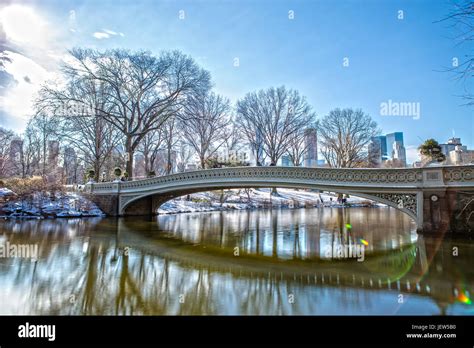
136, 128, 164, 176
286, 126, 318, 167
318, 108, 379, 168
140, 116, 181, 176
439, 0, 474, 105
236, 86, 315, 166
0, 127, 15, 177
179, 92, 231, 168
37, 78, 122, 182
176, 141, 194, 173
62, 147, 81, 184
42, 48, 211, 179
161, 117, 180, 175
20, 121, 42, 178
222, 121, 247, 163
29, 113, 59, 177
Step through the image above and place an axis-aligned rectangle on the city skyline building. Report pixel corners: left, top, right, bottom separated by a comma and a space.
440, 137, 474, 165
368, 132, 406, 167
368, 137, 383, 167
304, 128, 318, 167
391, 140, 407, 166
281, 154, 292, 167
8, 137, 23, 176
63, 147, 79, 185
48, 140, 60, 168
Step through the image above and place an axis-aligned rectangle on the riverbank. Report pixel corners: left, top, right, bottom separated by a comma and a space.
0, 187, 382, 219
0, 190, 105, 219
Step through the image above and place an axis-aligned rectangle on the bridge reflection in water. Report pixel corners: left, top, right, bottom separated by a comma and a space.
0, 208, 472, 315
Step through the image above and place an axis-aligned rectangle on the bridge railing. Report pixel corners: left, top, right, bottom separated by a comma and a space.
84, 165, 474, 193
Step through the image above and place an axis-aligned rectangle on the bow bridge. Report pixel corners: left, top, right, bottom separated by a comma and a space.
84, 165, 474, 234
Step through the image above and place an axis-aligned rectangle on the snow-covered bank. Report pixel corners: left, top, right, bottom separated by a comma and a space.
158, 188, 383, 214
0, 190, 105, 219
0, 187, 384, 218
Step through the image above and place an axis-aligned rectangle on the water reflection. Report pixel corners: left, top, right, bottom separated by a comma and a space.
155, 208, 416, 259
0, 208, 472, 315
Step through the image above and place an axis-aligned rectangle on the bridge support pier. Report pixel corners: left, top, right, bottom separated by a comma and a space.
421, 189, 473, 235
86, 193, 165, 216
86, 189, 186, 216
122, 195, 163, 216
422, 189, 449, 233
84, 193, 119, 216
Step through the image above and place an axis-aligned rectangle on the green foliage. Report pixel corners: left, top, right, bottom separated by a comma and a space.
418, 138, 446, 162
87, 169, 95, 179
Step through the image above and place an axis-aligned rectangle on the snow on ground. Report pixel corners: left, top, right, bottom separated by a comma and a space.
0, 187, 385, 218
0, 190, 105, 219
0, 188, 15, 197
158, 188, 383, 214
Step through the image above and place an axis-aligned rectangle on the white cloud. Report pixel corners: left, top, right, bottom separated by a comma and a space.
93, 32, 110, 39
405, 145, 420, 164
0, 51, 58, 128
92, 29, 124, 39
102, 29, 117, 35
0, 5, 66, 132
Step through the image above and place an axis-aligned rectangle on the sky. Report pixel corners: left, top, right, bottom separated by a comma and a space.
0, 0, 472, 164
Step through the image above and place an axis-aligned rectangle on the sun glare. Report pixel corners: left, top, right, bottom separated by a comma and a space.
0, 5, 48, 45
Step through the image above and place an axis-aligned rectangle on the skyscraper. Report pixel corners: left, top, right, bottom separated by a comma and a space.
440, 137, 473, 165
392, 141, 406, 166
385, 132, 403, 153
8, 138, 23, 176
368, 136, 383, 167
368, 132, 406, 167
48, 140, 60, 168
304, 128, 318, 167
63, 147, 78, 184
281, 154, 292, 167
372, 135, 388, 161
386, 132, 406, 166
439, 137, 462, 157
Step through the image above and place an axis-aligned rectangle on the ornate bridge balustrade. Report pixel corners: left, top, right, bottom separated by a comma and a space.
84, 165, 474, 234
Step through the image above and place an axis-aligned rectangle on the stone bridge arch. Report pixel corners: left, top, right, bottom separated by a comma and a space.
119, 183, 420, 224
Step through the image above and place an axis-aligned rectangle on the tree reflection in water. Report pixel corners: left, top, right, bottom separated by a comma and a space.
0, 208, 472, 315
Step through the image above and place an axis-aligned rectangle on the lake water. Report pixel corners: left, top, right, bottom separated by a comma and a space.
0, 207, 472, 315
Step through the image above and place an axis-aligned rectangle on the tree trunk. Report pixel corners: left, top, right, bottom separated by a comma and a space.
94, 162, 100, 182
42, 137, 47, 178
126, 157, 134, 180
125, 136, 134, 180
166, 148, 172, 175
144, 151, 150, 175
